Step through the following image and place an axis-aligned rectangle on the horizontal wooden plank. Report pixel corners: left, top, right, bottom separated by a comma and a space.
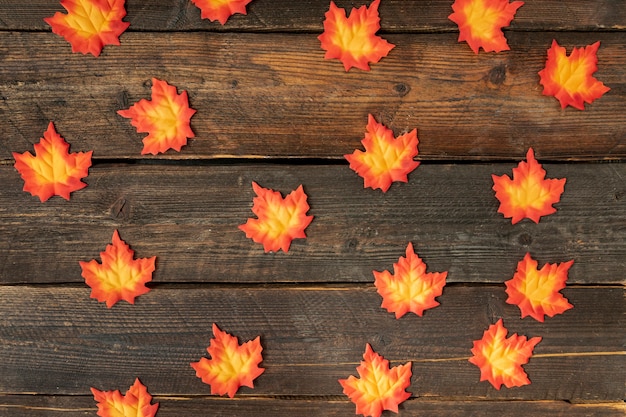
1, 163, 624, 284
1, 0, 624, 32
0, 32, 624, 161
1, 396, 624, 417
0, 285, 623, 400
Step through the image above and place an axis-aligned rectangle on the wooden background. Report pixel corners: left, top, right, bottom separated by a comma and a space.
0, 1, 624, 416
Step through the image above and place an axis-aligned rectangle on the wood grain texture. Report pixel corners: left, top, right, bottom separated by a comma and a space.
1, 163, 624, 285
1, 396, 624, 417
1, 286, 623, 400
0, 32, 623, 161
0, 1, 624, 413
0, 0, 624, 32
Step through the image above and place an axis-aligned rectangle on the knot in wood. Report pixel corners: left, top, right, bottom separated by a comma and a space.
518, 233, 533, 246
344, 238, 358, 253
110, 197, 131, 221
393, 83, 410, 97
117, 90, 130, 109
487, 64, 507, 86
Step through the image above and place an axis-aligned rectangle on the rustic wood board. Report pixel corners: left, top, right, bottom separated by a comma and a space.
1, 286, 623, 400
0, 31, 623, 161
0, 0, 624, 415
1, 396, 624, 417
1, 0, 624, 32
1, 163, 624, 285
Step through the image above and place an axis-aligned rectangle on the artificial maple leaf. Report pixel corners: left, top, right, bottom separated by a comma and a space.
339, 343, 412, 417
374, 242, 447, 318
191, 323, 264, 398
469, 319, 541, 390
79, 230, 156, 308
318, 0, 395, 71
345, 114, 419, 192
118, 78, 196, 155
538, 40, 610, 110
238, 182, 314, 253
448, 0, 524, 53
91, 378, 159, 417
191, 0, 253, 25
44, 0, 130, 57
13, 122, 92, 202
505, 253, 574, 322
492, 148, 566, 224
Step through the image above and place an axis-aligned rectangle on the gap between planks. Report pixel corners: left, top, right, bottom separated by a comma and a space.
284, 351, 626, 367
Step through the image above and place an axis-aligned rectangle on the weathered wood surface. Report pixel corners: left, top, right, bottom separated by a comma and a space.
1, 286, 623, 399
1, 163, 624, 285
0, 31, 623, 161
1, 396, 624, 417
0, 0, 624, 416
1, 0, 624, 32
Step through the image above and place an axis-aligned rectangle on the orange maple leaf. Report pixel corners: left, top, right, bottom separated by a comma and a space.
538, 40, 610, 110
44, 0, 130, 57
118, 78, 196, 155
505, 253, 574, 322
79, 230, 156, 308
469, 319, 541, 389
374, 242, 447, 318
318, 0, 395, 71
345, 114, 419, 192
191, 323, 264, 398
191, 0, 253, 25
339, 343, 412, 417
91, 378, 159, 417
13, 122, 92, 202
238, 182, 314, 253
492, 148, 566, 224
448, 0, 524, 53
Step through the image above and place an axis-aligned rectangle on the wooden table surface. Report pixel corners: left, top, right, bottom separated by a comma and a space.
1, 1, 624, 416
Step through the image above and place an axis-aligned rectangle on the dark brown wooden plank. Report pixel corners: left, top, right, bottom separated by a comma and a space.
0, 0, 624, 32
0, 32, 624, 161
0, 285, 623, 400
1, 396, 624, 417
1, 163, 624, 285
